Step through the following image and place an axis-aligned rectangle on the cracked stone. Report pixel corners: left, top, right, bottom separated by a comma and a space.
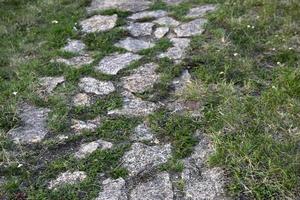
131, 122, 154, 142
174, 18, 207, 37
95, 178, 127, 200
115, 37, 154, 52
54, 54, 94, 68
73, 93, 91, 107
8, 104, 50, 144
126, 22, 154, 37
80, 14, 117, 33
159, 38, 190, 61
62, 39, 86, 53
108, 91, 159, 117
48, 171, 87, 189
95, 52, 142, 75
186, 4, 217, 18
122, 143, 171, 176
154, 27, 169, 39
38, 76, 65, 97
153, 17, 181, 27
128, 10, 168, 21
121, 63, 160, 93
71, 117, 101, 134
87, 0, 151, 13
130, 172, 173, 200
74, 139, 113, 159
78, 77, 115, 95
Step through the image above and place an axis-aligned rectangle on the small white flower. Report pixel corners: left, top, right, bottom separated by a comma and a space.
51, 20, 58, 24
73, 26, 78, 31
233, 53, 238, 57
13, 91, 18, 96
18, 164, 23, 168
288, 47, 293, 50
219, 71, 224, 75
272, 48, 276, 51
247, 25, 251, 28
277, 61, 281, 65
251, 26, 255, 29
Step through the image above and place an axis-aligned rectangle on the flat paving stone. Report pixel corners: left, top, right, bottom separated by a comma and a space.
74, 139, 113, 159
126, 22, 154, 37
8, 104, 50, 144
186, 4, 217, 18
62, 39, 86, 53
130, 172, 173, 200
108, 91, 159, 117
95, 178, 127, 200
38, 76, 65, 97
115, 37, 154, 52
130, 122, 155, 142
87, 0, 151, 13
159, 38, 190, 61
80, 14, 117, 33
95, 52, 142, 75
153, 16, 181, 27
71, 117, 101, 134
121, 63, 160, 93
122, 142, 171, 176
174, 18, 207, 37
73, 93, 91, 107
54, 55, 94, 68
154, 27, 169, 39
78, 77, 115, 95
48, 171, 87, 189
128, 10, 168, 21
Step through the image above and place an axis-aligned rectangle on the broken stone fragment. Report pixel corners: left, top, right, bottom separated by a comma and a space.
95, 52, 142, 75
126, 22, 154, 37
130, 122, 155, 142
174, 18, 207, 37
48, 171, 87, 189
62, 39, 86, 53
8, 104, 50, 144
78, 77, 115, 95
108, 91, 159, 117
54, 54, 94, 68
38, 76, 65, 97
115, 37, 154, 52
130, 172, 173, 200
87, 0, 151, 13
159, 38, 190, 61
128, 10, 168, 21
154, 27, 169, 39
71, 117, 101, 134
95, 178, 127, 200
121, 63, 160, 93
74, 139, 113, 159
122, 142, 171, 176
153, 16, 181, 27
186, 4, 217, 18
80, 14, 117, 33
73, 93, 91, 107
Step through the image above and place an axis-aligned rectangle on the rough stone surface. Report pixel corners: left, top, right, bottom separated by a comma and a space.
71, 117, 101, 134
62, 39, 86, 53
96, 52, 142, 75
80, 15, 117, 33
186, 4, 217, 18
174, 18, 207, 37
95, 178, 127, 200
73, 93, 91, 107
130, 172, 173, 200
38, 76, 65, 97
108, 91, 159, 117
122, 143, 171, 176
74, 139, 113, 159
154, 27, 169, 39
8, 104, 50, 144
131, 123, 154, 142
153, 17, 181, 27
115, 37, 154, 52
54, 55, 94, 68
128, 10, 168, 21
121, 63, 160, 93
126, 22, 154, 37
87, 0, 151, 13
159, 38, 190, 61
78, 77, 115, 95
48, 171, 87, 189
162, 0, 186, 5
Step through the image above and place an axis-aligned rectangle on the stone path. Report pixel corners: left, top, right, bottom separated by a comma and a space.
7, 1, 228, 199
